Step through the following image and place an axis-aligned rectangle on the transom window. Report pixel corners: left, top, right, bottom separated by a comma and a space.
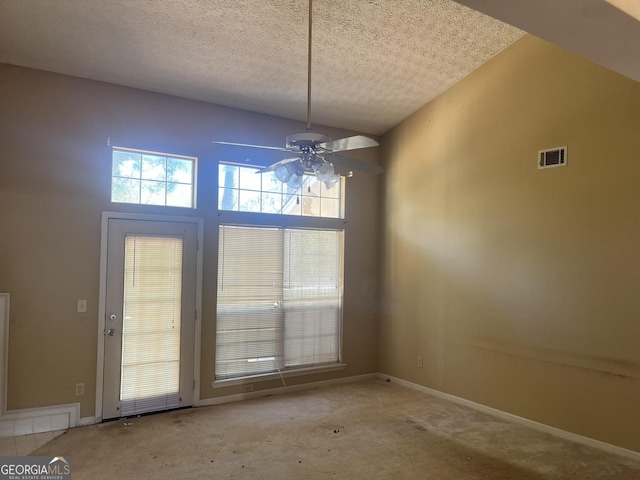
218, 162, 344, 218
111, 147, 197, 208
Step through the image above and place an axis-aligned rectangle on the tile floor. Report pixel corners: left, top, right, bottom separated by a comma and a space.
0, 430, 66, 456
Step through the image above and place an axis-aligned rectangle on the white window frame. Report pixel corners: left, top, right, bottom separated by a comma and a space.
213, 224, 346, 386
111, 146, 198, 209
213, 156, 349, 387
217, 161, 345, 219
95, 211, 205, 422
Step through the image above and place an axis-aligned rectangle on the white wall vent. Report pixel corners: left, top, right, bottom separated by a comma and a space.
538, 146, 567, 169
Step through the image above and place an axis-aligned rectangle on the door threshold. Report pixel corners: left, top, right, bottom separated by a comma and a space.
102, 405, 193, 423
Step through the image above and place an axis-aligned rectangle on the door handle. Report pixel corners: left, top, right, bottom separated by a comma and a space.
106, 328, 117, 336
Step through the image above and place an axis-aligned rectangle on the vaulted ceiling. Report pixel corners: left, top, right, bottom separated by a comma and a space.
0, 1, 637, 135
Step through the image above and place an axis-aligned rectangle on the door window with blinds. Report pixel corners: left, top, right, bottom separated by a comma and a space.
216, 225, 343, 380
121, 235, 183, 415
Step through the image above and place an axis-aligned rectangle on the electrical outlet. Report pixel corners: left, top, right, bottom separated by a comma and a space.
242, 384, 254, 393
417, 356, 423, 368
75, 383, 85, 396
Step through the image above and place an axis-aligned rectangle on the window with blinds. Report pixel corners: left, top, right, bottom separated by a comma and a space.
121, 235, 183, 416
216, 225, 343, 380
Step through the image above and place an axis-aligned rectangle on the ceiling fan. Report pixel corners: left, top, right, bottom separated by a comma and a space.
212, 0, 383, 189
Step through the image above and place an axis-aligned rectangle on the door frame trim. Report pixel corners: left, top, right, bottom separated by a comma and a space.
95, 211, 204, 423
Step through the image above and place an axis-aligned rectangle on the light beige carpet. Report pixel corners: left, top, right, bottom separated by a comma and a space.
34, 379, 640, 479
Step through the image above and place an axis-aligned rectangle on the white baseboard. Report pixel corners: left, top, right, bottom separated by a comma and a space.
79, 416, 95, 427
199, 373, 378, 407
0, 373, 376, 437
5, 372, 636, 464
0, 403, 80, 438
378, 373, 640, 462
0, 294, 85, 438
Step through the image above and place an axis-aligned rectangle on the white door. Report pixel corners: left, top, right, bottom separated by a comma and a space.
102, 219, 197, 420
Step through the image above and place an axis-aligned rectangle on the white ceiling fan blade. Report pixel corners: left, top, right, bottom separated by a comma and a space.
329, 154, 384, 175
256, 157, 300, 174
318, 135, 379, 153
212, 140, 290, 152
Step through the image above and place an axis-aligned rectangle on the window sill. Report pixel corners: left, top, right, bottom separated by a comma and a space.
211, 363, 347, 389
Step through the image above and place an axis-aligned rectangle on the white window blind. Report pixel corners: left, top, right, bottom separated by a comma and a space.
283, 229, 342, 367
121, 235, 183, 416
216, 227, 284, 379
216, 226, 343, 380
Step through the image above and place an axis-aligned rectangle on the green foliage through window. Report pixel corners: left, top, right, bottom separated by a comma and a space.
218, 162, 344, 218
111, 148, 196, 208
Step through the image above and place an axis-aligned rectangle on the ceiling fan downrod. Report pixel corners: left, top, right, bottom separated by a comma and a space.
306, 0, 313, 132
210, 0, 382, 185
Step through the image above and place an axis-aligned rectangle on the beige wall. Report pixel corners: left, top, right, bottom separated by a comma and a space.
381, 34, 640, 452
0, 64, 381, 418
4, 31, 639, 453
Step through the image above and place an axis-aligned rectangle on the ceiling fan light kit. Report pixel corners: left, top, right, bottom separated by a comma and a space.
273, 133, 340, 189
274, 153, 340, 190
212, 0, 382, 190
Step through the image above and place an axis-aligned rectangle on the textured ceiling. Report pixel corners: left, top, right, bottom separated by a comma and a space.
0, 0, 523, 135
457, 0, 640, 84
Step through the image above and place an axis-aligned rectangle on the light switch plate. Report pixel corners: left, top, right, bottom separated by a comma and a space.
77, 299, 87, 313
